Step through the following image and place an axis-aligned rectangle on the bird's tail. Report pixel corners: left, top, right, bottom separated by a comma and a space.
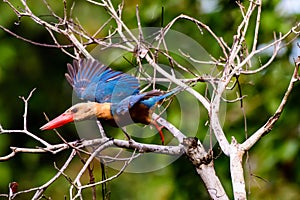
159, 86, 183, 99
141, 86, 184, 108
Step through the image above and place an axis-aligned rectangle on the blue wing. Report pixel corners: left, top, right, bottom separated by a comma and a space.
112, 93, 148, 116
65, 58, 140, 103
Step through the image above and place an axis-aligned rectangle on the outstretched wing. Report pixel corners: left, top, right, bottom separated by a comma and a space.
65, 58, 140, 103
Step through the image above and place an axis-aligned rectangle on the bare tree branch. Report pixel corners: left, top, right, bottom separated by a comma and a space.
1, 0, 299, 199
241, 57, 300, 150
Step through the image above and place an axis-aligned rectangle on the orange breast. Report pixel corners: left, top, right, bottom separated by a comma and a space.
96, 102, 155, 128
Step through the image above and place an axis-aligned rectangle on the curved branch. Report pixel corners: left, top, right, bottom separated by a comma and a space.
162, 14, 230, 59
241, 57, 300, 150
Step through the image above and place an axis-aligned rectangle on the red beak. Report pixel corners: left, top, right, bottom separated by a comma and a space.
40, 113, 74, 130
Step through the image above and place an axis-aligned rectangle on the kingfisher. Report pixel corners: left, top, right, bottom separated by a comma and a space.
40, 58, 179, 144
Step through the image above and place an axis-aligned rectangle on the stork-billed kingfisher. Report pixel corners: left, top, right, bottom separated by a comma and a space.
40, 58, 179, 143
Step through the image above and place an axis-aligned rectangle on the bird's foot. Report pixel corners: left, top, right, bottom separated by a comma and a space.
152, 121, 165, 145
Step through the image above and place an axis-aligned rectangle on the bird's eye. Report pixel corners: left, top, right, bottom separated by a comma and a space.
71, 108, 78, 113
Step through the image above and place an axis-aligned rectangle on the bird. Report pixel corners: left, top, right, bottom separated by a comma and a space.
40, 58, 179, 144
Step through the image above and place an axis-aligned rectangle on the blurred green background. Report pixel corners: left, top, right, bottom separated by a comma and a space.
0, 0, 299, 199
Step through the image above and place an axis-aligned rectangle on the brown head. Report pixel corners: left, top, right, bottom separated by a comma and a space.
40, 102, 112, 130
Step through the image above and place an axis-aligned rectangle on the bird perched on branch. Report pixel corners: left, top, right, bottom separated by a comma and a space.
40, 58, 180, 144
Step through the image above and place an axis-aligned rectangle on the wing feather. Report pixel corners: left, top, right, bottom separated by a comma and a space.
65, 58, 140, 103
